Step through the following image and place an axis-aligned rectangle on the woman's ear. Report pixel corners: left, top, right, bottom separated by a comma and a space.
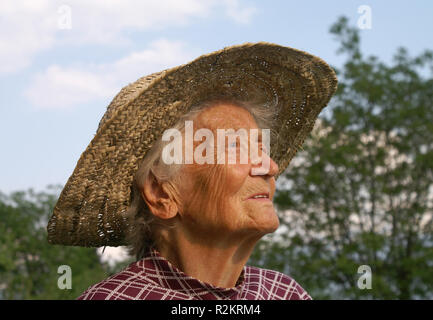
141, 171, 178, 220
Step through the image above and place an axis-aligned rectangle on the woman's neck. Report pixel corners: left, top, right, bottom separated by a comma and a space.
156, 227, 261, 288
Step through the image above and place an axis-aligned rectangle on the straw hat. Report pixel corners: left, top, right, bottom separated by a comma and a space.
47, 42, 337, 248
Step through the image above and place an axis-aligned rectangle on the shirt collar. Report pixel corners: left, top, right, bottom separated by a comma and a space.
137, 247, 246, 299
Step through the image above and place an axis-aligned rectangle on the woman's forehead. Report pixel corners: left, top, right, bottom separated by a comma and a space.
195, 103, 258, 130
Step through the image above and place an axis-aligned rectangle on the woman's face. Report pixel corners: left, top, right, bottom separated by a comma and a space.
177, 103, 279, 240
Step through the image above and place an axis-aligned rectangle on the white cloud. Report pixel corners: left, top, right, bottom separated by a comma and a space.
0, 0, 257, 74
223, 0, 258, 24
24, 39, 197, 110
112, 39, 197, 80
24, 65, 118, 110
0, 0, 55, 73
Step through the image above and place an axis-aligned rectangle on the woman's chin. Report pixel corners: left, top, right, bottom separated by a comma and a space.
250, 209, 280, 235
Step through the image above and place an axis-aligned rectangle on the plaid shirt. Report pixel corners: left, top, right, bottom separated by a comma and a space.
77, 248, 311, 300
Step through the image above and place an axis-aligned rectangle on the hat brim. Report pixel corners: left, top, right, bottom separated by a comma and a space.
47, 42, 337, 247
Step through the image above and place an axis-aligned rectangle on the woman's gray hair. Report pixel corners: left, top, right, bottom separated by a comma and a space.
126, 95, 277, 260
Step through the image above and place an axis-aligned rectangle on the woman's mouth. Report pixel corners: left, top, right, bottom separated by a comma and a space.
245, 192, 271, 201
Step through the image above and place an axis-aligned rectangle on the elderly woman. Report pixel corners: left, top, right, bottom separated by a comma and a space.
47, 42, 337, 300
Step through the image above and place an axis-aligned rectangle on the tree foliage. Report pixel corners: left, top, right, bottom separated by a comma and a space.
0, 185, 113, 299
250, 16, 433, 299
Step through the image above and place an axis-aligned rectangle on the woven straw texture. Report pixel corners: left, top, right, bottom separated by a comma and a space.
47, 42, 338, 247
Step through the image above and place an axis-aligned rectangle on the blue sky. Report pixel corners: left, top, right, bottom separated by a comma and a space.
1, 0, 433, 194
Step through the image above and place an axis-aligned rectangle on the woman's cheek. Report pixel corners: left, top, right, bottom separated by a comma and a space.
225, 164, 250, 189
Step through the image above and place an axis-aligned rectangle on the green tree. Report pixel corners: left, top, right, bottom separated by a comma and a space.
250, 16, 433, 299
0, 185, 113, 299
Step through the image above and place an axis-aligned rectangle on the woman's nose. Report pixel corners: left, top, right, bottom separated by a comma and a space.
251, 150, 279, 177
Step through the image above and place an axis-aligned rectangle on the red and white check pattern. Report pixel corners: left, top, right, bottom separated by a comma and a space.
77, 248, 312, 300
